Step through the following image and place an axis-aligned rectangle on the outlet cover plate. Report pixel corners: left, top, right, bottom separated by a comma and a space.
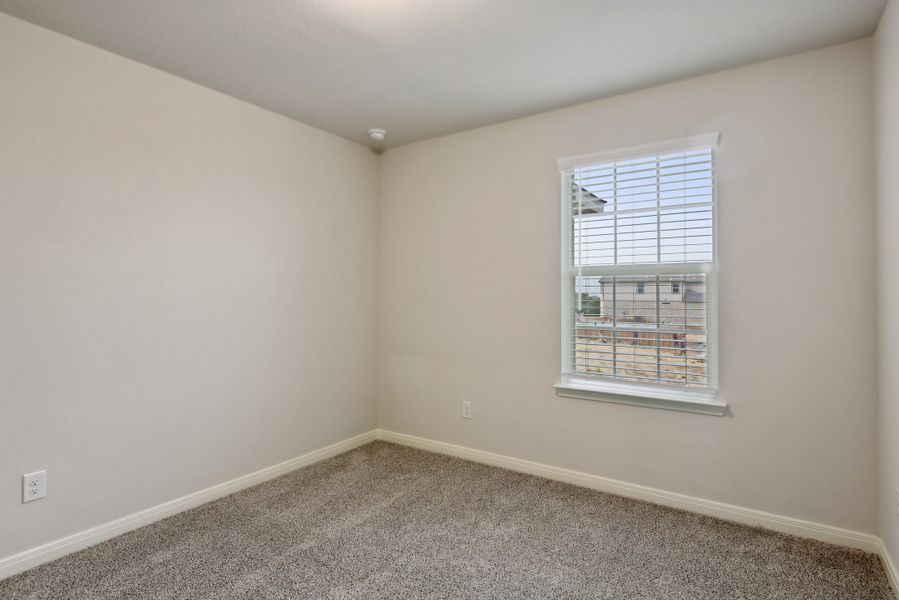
23, 470, 47, 503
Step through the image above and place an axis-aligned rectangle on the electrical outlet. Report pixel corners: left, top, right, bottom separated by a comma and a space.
461, 400, 472, 419
22, 470, 47, 503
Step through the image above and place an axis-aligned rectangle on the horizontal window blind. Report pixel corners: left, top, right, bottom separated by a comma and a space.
571, 149, 713, 267
562, 143, 717, 391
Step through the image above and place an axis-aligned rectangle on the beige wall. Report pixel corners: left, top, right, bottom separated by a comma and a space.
0, 14, 378, 558
876, 0, 899, 564
378, 40, 878, 532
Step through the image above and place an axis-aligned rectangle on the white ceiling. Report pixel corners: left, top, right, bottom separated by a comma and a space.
0, 0, 887, 148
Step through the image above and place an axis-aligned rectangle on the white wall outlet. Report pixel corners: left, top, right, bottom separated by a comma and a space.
23, 470, 47, 503
461, 400, 472, 419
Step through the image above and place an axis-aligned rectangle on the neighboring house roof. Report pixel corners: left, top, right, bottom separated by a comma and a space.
572, 183, 607, 214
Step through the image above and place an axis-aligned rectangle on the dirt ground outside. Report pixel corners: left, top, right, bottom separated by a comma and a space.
574, 333, 707, 385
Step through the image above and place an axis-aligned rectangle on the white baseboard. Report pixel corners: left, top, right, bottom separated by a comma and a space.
878, 538, 899, 597
0, 430, 378, 581
375, 429, 881, 554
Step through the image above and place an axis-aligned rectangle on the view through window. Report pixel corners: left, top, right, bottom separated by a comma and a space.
562, 139, 717, 390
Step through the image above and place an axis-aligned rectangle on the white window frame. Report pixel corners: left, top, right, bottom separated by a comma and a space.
554, 134, 725, 416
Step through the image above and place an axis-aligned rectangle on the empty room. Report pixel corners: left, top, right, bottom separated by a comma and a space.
2, 1, 899, 598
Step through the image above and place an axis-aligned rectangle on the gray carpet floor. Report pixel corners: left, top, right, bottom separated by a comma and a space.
0, 441, 892, 599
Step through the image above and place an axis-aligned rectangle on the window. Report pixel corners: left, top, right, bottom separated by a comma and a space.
555, 134, 723, 415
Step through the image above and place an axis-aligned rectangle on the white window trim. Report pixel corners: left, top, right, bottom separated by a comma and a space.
556, 133, 724, 416
555, 375, 725, 416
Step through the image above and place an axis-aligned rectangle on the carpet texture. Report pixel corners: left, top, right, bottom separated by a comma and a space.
0, 441, 892, 599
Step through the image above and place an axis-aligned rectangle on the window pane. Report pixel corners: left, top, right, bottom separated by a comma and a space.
570, 149, 713, 267
572, 274, 708, 386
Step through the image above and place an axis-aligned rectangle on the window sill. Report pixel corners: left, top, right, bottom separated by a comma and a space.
554, 376, 726, 416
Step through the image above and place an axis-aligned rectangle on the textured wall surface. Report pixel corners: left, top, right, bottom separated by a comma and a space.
378, 40, 878, 533
876, 0, 899, 566
0, 13, 378, 558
